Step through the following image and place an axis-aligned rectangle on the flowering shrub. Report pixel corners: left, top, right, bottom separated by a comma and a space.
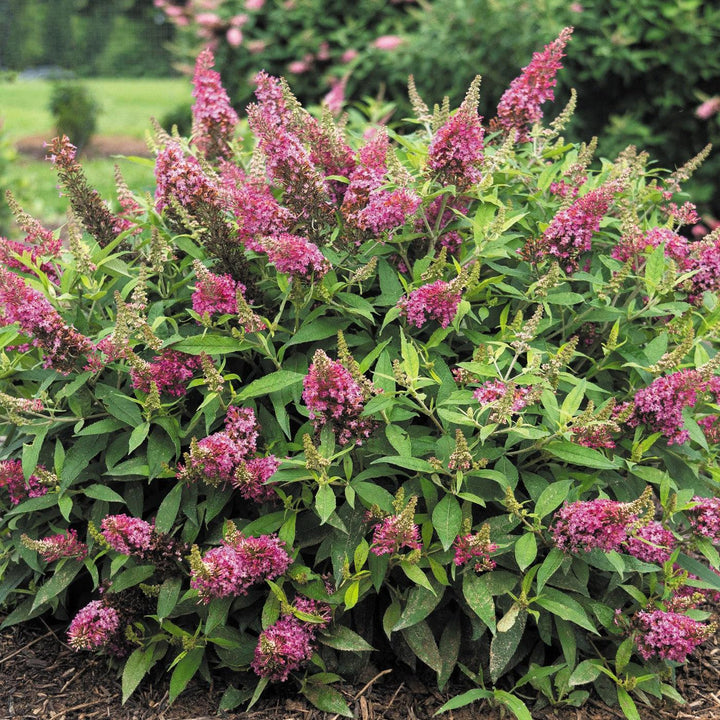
2, 32, 720, 719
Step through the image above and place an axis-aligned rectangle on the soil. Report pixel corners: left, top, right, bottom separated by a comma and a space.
14, 134, 151, 161
1, 615, 719, 720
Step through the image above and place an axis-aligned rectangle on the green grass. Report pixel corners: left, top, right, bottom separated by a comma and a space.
0, 77, 191, 141
0, 77, 191, 233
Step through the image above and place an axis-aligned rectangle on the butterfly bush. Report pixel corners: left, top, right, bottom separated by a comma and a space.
3, 33, 720, 720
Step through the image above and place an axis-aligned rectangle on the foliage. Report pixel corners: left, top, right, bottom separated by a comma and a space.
160, 0, 719, 217
48, 83, 100, 153
0, 0, 176, 78
157, 0, 420, 109
2, 37, 720, 720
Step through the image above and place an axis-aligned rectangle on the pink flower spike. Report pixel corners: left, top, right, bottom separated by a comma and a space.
100, 515, 155, 556
67, 600, 121, 651
0, 459, 48, 506
634, 609, 714, 663
398, 279, 462, 329
372, 35, 404, 51
551, 498, 635, 553
191, 48, 240, 159
251, 615, 314, 682
495, 27, 573, 142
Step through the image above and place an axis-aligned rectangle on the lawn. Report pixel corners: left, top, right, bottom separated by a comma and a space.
0, 77, 191, 232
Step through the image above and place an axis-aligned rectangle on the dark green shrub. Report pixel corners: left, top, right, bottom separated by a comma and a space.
48, 82, 100, 153
2, 37, 720, 720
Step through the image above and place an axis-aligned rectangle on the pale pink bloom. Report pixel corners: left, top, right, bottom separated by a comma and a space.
226, 27, 243, 46
196, 12, 221, 26
317, 41, 330, 61
696, 97, 720, 120
288, 60, 311, 74
341, 49, 359, 63
246, 0, 265, 9
372, 35, 404, 51
231, 13, 248, 26
324, 76, 347, 115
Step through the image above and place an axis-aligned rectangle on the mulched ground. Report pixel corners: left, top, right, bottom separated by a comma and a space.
1, 615, 719, 720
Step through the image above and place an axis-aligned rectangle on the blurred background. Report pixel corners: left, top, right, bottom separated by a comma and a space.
0, 0, 718, 238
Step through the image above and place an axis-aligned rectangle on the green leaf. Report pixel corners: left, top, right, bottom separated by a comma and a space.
371, 456, 434, 472
615, 637, 634, 672
545, 292, 585, 305
96, 385, 142, 426
401, 620, 442, 672
169, 647, 204, 702
463, 572, 496, 633
157, 576, 182, 620
31, 562, 82, 611
545, 440, 618, 469
385, 424, 412, 457
617, 687, 641, 720
235, 370, 304, 401
122, 648, 155, 703
434, 688, 492, 714
128, 422, 150, 453
432, 494, 462, 551
302, 684, 353, 718
493, 690, 532, 720
60, 435, 106, 488
393, 581, 445, 631
319, 625, 375, 652
155, 482, 183, 534
76, 418, 126, 435
514, 533, 537, 572
110, 565, 156, 594
352, 481, 394, 513
535, 480, 572, 519
535, 588, 597, 633
537, 547, 565, 593
438, 614, 461, 689
22, 425, 48, 480
489, 609, 527, 682
400, 561, 435, 594
170, 333, 245, 355
343, 581, 360, 609
315, 483, 336, 525
644, 242, 667, 296
568, 659, 603, 686
83, 484, 126, 504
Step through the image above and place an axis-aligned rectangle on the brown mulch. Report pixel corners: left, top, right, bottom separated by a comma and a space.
1, 616, 719, 720
14, 134, 151, 161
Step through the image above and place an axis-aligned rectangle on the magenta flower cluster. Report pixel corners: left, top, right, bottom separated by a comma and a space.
190, 533, 290, 603
629, 369, 706, 445
0, 266, 95, 372
427, 98, 484, 191
67, 600, 121, 652
191, 47, 239, 159
551, 498, 633, 553
686, 496, 720, 544
31, 529, 88, 563
177, 405, 279, 500
191, 263, 243, 318
130, 349, 202, 397
251, 597, 331, 682
256, 232, 329, 280
0, 459, 47, 506
623, 521, 676, 565
341, 129, 420, 236
634, 609, 713, 663
453, 533, 498, 572
154, 141, 220, 213
495, 27, 573, 142
302, 349, 375, 445
473, 380, 533, 413
100, 515, 155, 556
535, 181, 620, 272
370, 515, 422, 556
398, 280, 462, 329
